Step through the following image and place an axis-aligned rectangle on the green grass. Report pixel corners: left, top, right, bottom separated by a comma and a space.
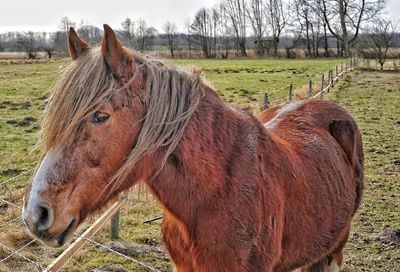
324, 71, 400, 271
174, 58, 344, 105
0, 59, 399, 271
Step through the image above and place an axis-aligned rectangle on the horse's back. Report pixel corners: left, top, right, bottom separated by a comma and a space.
257, 99, 364, 270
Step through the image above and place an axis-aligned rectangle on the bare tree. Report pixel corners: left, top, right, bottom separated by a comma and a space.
292, 0, 313, 57
266, 0, 287, 56
191, 8, 216, 58
77, 19, 90, 41
57, 17, 76, 54
41, 32, 55, 59
17, 32, 38, 59
59, 16, 76, 33
136, 19, 157, 51
121, 17, 135, 47
216, 4, 233, 58
184, 19, 193, 58
42, 45, 55, 59
320, 0, 386, 57
163, 21, 178, 57
246, 0, 265, 56
224, 0, 247, 56
366, 18, 397, 69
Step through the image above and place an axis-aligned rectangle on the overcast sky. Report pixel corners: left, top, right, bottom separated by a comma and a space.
0, 0, 398, 33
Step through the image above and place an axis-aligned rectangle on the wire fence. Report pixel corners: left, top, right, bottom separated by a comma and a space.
0, 168, 34, 187
0, 190, 162, 272
0, 166, 162, 272
259, 58, 361, 111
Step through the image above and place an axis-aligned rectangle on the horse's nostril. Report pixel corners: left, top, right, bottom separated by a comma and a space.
35, 204, 53, 231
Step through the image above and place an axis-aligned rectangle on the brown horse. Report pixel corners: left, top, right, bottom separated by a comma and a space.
22, 25, 364, 271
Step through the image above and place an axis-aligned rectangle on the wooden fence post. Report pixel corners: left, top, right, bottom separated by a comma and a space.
320, 74, 324, 99
262, 93, 269, 110
110, 210, 120, 240
341, 63, 343, 73
288, 84, 293, 101
308, 80, 312, 98
336, 65, 338, 77
327, 70, 331, 93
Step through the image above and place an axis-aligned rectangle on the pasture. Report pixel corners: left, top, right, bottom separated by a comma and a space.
0, 59, 399, 271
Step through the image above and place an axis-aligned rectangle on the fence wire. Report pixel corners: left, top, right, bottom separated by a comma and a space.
0, 241, 45, 271
0, 195, 162, 272
75, 234, 162, 272
0, 167, 34, 187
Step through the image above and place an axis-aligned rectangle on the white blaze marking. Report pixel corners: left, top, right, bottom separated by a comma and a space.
264, 100, 306, 129
23, 148, 61, 221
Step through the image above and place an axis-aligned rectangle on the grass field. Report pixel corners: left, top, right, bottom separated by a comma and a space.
0, 59, 399, 271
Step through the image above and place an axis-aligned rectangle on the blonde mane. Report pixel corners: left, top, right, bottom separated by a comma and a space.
41, 47, 202, 186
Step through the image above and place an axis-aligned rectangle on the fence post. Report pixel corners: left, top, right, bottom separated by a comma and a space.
327, 70, 331, 93
288, 84, 293, 101
262, 93, 269, 110
110, 210, 120, 240
320, 74, 324, 98
336, 65, 338, 77
341, 63, 343, 73
308, 80, 312, 98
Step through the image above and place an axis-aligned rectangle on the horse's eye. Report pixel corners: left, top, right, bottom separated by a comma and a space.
91, 111, 110, 125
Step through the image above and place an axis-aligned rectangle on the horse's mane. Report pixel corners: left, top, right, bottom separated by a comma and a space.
41, 47, 202, 185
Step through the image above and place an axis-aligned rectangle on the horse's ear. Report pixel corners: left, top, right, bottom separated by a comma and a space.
68, 27, 90, 60
101, 24, 133, 78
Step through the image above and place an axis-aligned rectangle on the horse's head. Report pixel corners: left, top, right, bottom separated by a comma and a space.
22, 25, 150, 247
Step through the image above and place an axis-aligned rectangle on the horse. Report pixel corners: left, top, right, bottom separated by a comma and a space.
22, 25, 364, 271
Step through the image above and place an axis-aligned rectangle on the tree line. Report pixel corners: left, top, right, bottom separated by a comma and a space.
0, 0, 398, 66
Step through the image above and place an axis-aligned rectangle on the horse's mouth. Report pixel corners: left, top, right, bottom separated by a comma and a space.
54, 218, 76, 246
33, 218, 76, 248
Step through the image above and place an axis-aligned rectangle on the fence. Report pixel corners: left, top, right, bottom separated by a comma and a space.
260, 58, 360, 111
359, 58, 400, 72
0, 174, 161, 272
0, 57, 370, 271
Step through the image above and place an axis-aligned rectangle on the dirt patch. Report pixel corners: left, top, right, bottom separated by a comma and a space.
106, 240, 168, 260
18, 117, 37, 126
223, 69, 240, 74
0, 168, 23, 176
6, 117, 37, 127
378, 229, 400, 247
20, 102, 31, 109
90, 264, 128, 272
5, 120, 18, 125
25, 125, 40, 133
136, 237, 159, 246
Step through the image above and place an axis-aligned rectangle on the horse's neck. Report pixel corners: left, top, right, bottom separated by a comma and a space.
146, 86, 269, 227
